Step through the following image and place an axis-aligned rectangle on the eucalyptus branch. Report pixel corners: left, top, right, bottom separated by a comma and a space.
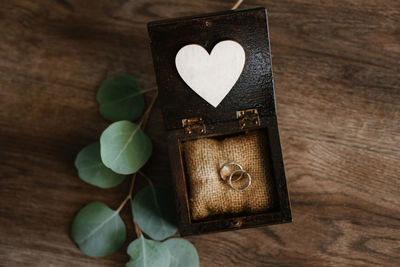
231, 0, 243, 10
72, 74, 197, 263
127, 90, 158, 238
113, 86, 155, 213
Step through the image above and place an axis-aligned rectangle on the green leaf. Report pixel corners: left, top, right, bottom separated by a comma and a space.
163, 238, 199, 267
132, 185, 177, 241
75, 142, 125, 188
97, 74, 145, 122
126, 236, 170, 267
100, 121, 152, 175
71, 202, 126, 258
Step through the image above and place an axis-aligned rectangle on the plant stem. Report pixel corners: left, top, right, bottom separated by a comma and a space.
231, 0, 243, 10
128, 173, 143, 237
127, 89, 158, 238
116, 174, 137, 212
141, 87, 157, 94
138, 170, 153, 185
116, 196, 130, 213
133, 219, 143, 237
128, 173, 137, 197
137, 91, 159, 129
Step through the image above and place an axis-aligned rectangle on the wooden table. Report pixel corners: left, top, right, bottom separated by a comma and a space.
1, 0, 399, 266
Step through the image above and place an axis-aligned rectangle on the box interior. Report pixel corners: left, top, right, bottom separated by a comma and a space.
181, 129, 279, 222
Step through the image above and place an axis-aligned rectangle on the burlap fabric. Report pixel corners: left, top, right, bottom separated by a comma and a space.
182, 130, 277, 220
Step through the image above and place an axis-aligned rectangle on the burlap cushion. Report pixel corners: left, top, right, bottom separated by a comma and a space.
182, 130, 277, 220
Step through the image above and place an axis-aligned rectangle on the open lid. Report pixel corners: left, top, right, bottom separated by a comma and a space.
148, 7, 276, 130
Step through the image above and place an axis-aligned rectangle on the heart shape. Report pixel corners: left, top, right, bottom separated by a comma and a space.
175, 40, 246, 107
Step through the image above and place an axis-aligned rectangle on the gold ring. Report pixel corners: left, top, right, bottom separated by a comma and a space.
219, 161, 243, 181
228, 169, 251, 191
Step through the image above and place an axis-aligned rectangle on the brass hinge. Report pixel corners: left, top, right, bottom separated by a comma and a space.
182, 117, 206, 135
236, 108, 260, 129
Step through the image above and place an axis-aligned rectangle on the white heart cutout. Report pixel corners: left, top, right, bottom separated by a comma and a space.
175, 40, 246, 107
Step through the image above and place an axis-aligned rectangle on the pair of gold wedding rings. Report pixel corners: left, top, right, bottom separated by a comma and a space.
219, 162, 252, 191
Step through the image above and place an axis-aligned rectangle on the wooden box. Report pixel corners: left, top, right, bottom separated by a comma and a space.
148, 7, 292, 236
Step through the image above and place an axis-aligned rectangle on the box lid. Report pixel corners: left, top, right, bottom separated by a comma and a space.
148, 7, 276, 130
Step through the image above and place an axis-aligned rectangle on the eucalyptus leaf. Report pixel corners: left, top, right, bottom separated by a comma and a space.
132, 185, 177, 241
75, 142, 125, 188
163, 238, 199, 267
71, 202, 126, 257
100, 120, 152, 175
97, 74, 145, 122
126, 236, 170, 267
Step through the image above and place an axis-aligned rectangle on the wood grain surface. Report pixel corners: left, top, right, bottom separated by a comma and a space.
0, 0, 399, 266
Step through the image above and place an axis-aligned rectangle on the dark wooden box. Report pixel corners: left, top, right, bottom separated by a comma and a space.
148, 7, 291, 236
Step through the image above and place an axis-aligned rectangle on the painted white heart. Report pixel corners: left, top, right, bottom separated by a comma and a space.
175, 40, 246, 108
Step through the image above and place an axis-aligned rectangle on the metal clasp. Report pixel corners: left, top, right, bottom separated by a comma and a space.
182, 117, 206, 135
236, 108, 260, 129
